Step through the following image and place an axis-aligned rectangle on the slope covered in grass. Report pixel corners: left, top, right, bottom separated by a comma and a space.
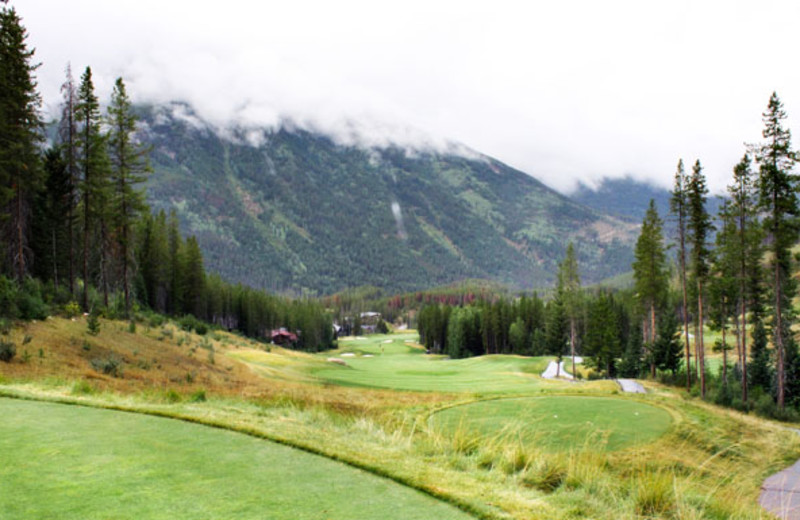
3, 323, 800, 518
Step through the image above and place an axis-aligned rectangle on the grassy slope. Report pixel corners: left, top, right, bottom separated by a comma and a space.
0, 398, 470, 520
2, 318, 799, 519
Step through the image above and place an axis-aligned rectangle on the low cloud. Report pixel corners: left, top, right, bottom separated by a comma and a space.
22, 0, 800, 195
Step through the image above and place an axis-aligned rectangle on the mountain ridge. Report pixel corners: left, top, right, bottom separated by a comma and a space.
139, 103, 638, 295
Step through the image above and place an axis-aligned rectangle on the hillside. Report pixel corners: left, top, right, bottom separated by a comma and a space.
572, 176, 725, 224
140, 103, 637, 294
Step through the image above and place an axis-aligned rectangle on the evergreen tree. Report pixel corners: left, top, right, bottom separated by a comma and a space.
0, 6, 42, 280
652, 307, 683, 375
58, 64, 79, 296
181, 236, 205, 318
670, 159, 693, 390
31, 148, 70, 288
107, 77, 150, 314
708, 200, 739, 387
756, 92, 798, 410
619, 321, 643, 378
687, 160, 712, 398
583, 291, 621, 377
749, 318, 772, 391
632, 199, 668, 378
727, 153, 763, 403
557, 243, 581, 377
76, 66, 111, 310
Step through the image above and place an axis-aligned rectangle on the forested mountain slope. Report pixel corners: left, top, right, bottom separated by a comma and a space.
140, 103, 637, 294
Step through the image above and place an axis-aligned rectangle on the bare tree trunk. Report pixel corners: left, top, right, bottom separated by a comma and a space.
697, 280, 706, 398
722, 325, 728, 386
776, 259, 785, 410
570, 318, 576, 379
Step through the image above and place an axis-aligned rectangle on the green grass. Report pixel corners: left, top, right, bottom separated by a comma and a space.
432, 396, 673, 452
0, 397, 472, 520
313, 334, 613, 393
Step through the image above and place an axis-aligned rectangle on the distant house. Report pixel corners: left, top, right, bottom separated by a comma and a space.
360, 312, 381, 334
271, 328, 298, 346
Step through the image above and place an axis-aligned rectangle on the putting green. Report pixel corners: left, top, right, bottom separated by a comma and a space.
0, 398, 472, 520
314, 334, 564, 393
433, 396, 672, 451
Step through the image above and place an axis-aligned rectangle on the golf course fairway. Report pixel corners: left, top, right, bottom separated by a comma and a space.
0, 398, 473, 520
433, 396, 672, 452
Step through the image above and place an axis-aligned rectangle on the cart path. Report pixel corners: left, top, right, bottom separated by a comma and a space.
761, 434, 800, 519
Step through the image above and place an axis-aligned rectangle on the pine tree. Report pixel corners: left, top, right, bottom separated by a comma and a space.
709, 200, 738, 387
76, 66, 111, 310
0, 6, 42, 280
687, 160, 712, 398
756, 92, 798, 410
583, 291, 622, 377
728, 153, 763, 403
181, 236, 206, 318
30, 148, 70, 287
632, 199, 668, 378
58, 64, 79, 296
107, 77, 150, 314
557, 243, 581, 378
670, 159, 693, 390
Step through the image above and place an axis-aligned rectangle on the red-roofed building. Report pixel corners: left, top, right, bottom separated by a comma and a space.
271, 328, 298, 345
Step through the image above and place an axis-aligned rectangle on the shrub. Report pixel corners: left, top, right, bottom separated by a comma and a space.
71, 380, 95, 395
128, 320, 136, 334
522, 459, 567, 493
634, 471, 675, 516
0, 340, 16, 362
17, 280, 48, 320
86, 313, 101, 336
63, 301, 81, 318
163, 389, 181, 403
90, 355, 122, 377
189, 389, 207, 402
195, 322, 208, 335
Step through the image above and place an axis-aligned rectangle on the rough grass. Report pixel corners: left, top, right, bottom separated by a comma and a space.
2, 322, 800, 519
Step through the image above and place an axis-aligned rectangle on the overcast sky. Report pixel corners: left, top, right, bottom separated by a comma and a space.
18, 0, 800, 193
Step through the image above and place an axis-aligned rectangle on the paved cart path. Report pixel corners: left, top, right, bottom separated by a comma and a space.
761, 438, 800, 519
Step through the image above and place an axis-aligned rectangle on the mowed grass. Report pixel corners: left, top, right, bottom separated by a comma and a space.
433, 396, 673, 452
312, 334, 615, 393
0, 397, 472, 520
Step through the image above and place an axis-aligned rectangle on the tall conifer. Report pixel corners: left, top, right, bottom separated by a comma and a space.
687, 160, 712, 398
670, 159, 693, 390
0, 6, 42, 280
756, 92, 798, 410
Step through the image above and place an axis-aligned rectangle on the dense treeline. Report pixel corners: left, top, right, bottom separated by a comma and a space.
0, 6, 333, 352
417, 284, 682, 378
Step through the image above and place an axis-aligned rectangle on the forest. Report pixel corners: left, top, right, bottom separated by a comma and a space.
0, 7, 334, 353
418, 93, 800, 420
3, 3, 800, 422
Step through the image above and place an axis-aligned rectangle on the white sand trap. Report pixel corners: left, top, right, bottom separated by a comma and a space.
341, 352, 355, 357
383, 340, 393, 343
616, 379, 645, 393
541, 360, 573, 380
363, 354, 374, 358
327, 357, 348, 366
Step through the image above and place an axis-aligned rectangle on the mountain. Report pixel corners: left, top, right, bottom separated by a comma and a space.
572, 176, 725, 224
138, 103, 638, 295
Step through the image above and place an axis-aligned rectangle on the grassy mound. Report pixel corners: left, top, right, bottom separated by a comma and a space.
0, 397, 471, 520
433, 396, 672, 452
